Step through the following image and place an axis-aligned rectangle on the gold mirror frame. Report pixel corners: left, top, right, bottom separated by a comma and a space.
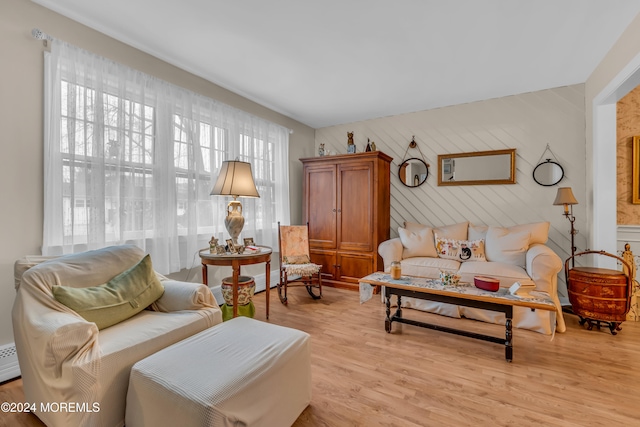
437, 148, 516, 186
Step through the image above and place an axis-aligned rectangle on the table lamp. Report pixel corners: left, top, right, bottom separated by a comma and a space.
553, 187, 578, 267
210, 160, 260, 245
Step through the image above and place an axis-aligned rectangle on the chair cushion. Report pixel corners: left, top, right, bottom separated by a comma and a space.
52, 254, 165, 329
283, 263, 321, 277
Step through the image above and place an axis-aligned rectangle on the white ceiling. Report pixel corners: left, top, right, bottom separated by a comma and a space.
34, 0, 640, 129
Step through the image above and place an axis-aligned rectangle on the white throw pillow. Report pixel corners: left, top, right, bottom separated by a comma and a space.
485, 227, 531, 267
403, 221, 429, 233
398, 227, 437, 258
468, 224, 489, 241
508, 222, 550, 245
434, 221, 469, 240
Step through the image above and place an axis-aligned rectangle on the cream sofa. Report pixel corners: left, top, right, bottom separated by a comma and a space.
378, 221, 565, 334
12, 245, 223, 427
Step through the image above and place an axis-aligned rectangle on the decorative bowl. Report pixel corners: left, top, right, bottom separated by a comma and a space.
439, 270, 461, 286
474, 276, 500, 292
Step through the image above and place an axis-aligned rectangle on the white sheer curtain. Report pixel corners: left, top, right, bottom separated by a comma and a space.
43, 41, 290, 274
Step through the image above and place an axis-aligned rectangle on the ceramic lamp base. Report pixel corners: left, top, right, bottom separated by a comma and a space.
224, 199, 245, 246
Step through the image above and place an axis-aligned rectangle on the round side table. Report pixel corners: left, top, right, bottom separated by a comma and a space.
199, 246, 272, 319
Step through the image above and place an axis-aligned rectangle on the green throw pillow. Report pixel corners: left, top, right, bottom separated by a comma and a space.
52, 254, 165, 330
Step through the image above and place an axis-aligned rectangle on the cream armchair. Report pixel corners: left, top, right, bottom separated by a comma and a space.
12, 245, 222, 427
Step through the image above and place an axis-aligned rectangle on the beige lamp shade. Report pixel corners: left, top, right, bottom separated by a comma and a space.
553, 187, 578, 206
210, 160, 260, 198
210, 160, 259, 246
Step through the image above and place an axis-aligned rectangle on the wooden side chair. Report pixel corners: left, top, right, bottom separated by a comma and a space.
277, 222, 322, 304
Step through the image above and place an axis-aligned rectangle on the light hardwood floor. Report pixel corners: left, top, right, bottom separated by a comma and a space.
1, 286, 638, 427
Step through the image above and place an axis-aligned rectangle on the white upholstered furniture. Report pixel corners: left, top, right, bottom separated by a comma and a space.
12, 245, 223, 427
126, 316, 311, 427
378, 221, 565, 334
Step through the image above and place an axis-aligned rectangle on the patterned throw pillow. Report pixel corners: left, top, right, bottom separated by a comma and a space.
435, 236, 486, 262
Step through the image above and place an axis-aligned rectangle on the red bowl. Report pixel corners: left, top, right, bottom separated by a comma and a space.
474, 276, 500, 292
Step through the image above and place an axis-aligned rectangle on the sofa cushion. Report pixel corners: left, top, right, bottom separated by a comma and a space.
457, 261, 532, 288
398, 227, 437, 258
53, 254, 165, 330
485, 227, 531, 267
404, 221, 469, 240
401, 257, 460, 279
434, 237, 486, 262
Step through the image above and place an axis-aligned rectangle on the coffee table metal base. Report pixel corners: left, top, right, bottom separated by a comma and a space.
385, 287, 514, 362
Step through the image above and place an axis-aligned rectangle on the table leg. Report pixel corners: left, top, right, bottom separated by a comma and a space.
505, 317, 513, 362
232, 262, 240, 319
265, 259, 270, 319
395, 295, 403, 319
385, 292, 392, 333
201, 264, 208, 286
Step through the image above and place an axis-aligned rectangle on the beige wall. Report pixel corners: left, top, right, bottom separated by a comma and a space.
0, 0, 315, 346
617, 85, 640, 224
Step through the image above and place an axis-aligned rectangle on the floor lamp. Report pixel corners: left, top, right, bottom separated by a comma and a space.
553, 187, 578, 268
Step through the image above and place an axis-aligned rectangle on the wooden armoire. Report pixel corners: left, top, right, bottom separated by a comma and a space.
301, 151, 392, 290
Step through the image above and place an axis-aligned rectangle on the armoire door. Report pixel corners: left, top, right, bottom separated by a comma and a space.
337, 162, 373, 252
305, 164, 337, 249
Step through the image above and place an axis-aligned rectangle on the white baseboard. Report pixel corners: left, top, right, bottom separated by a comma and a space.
0, 343, 20, 383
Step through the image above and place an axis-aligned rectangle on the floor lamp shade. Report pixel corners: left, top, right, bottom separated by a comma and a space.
553, 187, 578, 214
210, 161, 260, 244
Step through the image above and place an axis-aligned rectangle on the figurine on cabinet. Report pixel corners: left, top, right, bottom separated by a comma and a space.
347, 132, 356, 153
318, 143, 325, 156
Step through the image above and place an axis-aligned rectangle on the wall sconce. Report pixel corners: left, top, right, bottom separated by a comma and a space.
553, 187, 578, 267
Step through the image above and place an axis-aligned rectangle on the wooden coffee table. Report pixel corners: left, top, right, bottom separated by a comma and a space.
359, 273, 557, 362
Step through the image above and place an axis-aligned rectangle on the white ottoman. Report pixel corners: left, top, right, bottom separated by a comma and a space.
125, 317, 311, 427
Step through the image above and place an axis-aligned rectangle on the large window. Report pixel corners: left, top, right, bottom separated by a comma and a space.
44, 41, 290, 274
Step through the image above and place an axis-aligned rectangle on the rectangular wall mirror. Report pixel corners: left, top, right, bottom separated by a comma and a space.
437, 148, 516, 186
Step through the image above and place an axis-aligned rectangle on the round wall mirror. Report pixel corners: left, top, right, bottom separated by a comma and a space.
533, 159, 564, 186
399, 158, 429, 187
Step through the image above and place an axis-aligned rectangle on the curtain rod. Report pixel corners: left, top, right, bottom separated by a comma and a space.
32, 28, 53, 47
30, 27, 296, 135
